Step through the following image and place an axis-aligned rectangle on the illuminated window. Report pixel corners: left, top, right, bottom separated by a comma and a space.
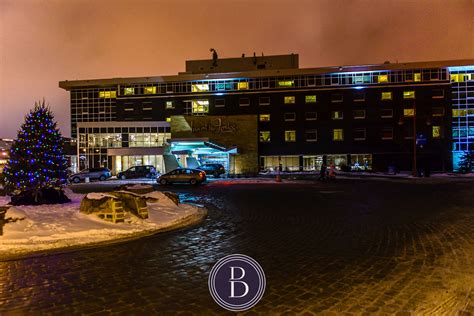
404, 109, 415, 117
191, 100, 209, 114
166, 117, 171, 122
259, 114, 270, 122
144, 86, 157, 94
99, 91, 116, 98
353, 110, 366, 119
381, 109, 393, 118
259, 97, 270, 105
259, 131, 271, 142
353, 128, 366, 140
216, 82, 233, 90
191, 84, 209, 92
284, 96, 295, 104
432, 107, 444, 116
432, 126, 441, 138
284, 112, 296, 121
450, 74, 471, 82
414, 73, 421, 82
215, 99, 225, 107
123, 87, 134, 95
284, 130, 296, 142
377, 74, 388, 83
453, 109, 467, 117
305, 95, 316, 103
306, 130, 317, 142
278, 80, 294, 87
403, 91, 415, 99
381, 92, 392, 100
238, 82, 249, 90
166, 101, 174, 109
333, 129, 344, 141
332, 111, 343, 120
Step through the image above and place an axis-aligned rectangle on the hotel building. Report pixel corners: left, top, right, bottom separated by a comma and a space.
59, 54, 474, 175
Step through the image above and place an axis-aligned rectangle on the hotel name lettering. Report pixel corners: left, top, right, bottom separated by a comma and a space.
190, 118, 238, 134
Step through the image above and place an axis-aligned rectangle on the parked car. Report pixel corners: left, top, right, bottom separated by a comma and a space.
157, 168, 206, 185
69, 167, 112, 183
197, 163, 226, 178
117, 165, 157, 180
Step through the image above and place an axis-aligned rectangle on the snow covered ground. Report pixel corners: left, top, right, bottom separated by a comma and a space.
0, 188, 206, 259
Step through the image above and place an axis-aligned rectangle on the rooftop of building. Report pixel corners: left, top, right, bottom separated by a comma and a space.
59, 53, 474, 90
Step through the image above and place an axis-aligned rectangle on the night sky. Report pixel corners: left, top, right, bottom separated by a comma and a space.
0, 0, 472, 138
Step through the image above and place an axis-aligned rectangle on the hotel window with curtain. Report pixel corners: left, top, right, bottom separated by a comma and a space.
333, 129, 344, 141
123, 87, 134, 96
404, 108, 415, 117
144, 86, 157, 94
305, 95, 316, 103
259, 131, 271, 142
284, 130, 296, 142
238, 82, 249, 90
259, 114, 270, 122
191, 100, 209, 114
191, 84, 209, 92
278, 80, 294, 87
432, 126, 441, 138
403, 91, 415, 99
284, 96, 296, 104
377, 74, 389, 83
381, 92, 392, 100
99, 91, 116, 98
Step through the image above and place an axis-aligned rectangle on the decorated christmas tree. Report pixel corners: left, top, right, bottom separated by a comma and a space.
3, 100, 70, 204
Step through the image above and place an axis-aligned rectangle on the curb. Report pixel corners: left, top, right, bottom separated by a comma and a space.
0, 206, 207, 262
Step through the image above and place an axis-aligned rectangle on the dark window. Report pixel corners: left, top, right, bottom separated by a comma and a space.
215, 99, 225, 107
306, 130, 317, 142
305, 112, 317, 121
239, 98, 250, 107
432, 89, 444, 99
353, 128, 366, 140
381, 109, 393, 118
381, 127, 394, 140
259, 97, 270, 105
284, 112, 296, 121
353, 110, 366, 119
353, 93, 365, 101
432, 107, 445, 116
331, 94, 343, 103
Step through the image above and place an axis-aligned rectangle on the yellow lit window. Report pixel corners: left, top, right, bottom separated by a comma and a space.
404, 109, 415, 117
414, 73, 421, 82
99, 91, 117, 98
284, 130, 296, 142
192, 100, 209, 114
284, 96, 295, 104
259, 131, 271, 142
381, 92, 392, 100
331, 111, 343, 120
278, 80, 294, 87
432, 126, 441, 138
144, 86, 157, 94
237, 82, 249, 90
333, 129, 344, 141
166, 117, 171, 122
403, 91, 415, 99
452, 109, 467, 117
259, 114, 270, 122
124, 87, 134, 95
377, 74, 388, 83
166, 101, 174, 109
191, 84, 209, 92
305, 95, 316, 103
450, 74, 472, 82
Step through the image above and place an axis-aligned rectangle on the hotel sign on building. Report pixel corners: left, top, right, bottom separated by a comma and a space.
170, 115, 258, 174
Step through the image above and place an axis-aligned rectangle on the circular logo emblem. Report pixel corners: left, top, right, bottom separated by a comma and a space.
208, 254, 266, 312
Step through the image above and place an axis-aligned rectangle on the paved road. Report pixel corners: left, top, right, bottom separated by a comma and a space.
0, 179, 473, 314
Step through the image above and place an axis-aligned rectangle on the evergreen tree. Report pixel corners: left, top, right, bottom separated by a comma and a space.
3, 100, 68, 200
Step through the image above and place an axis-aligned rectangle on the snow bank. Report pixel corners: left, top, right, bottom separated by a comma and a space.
0, 189, 206, 259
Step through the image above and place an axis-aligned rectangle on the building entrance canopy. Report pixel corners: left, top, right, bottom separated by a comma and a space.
168, 138, 237, 155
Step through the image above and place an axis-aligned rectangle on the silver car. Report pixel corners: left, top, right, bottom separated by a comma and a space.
69, 168, 112, 183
